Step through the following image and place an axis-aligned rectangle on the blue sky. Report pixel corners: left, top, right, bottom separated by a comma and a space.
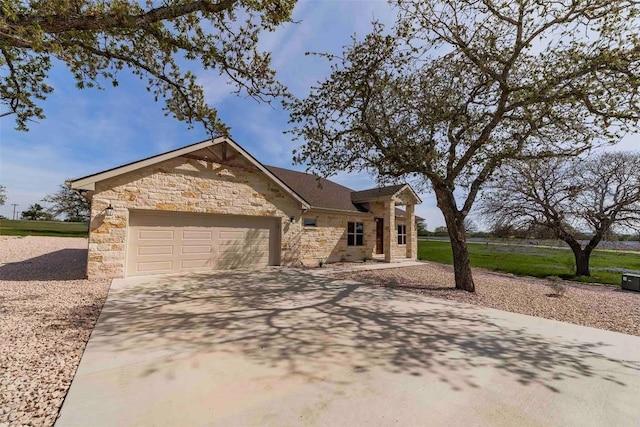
0, 0, 637, 227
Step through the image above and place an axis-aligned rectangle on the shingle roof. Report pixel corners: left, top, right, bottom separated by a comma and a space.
351, 184, 407, 202
265, 166, 366, 212
265, 166, 423, 220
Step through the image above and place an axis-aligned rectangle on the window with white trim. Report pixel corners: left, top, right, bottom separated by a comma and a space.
347, 221, 364, 246
397, 224, 407, 245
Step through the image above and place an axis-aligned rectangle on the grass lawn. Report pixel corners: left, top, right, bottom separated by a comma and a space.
418, 240, 640, 286
0, 219, 88, 237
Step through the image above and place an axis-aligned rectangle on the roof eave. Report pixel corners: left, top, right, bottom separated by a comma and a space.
69, 137, 311, 210
305, 206, 372, 216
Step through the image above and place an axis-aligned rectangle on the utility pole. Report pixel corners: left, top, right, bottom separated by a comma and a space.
11, 204, 18, 220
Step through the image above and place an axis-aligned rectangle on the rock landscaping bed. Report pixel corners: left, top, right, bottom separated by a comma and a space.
0, 236, 110, 427
337, 261, 640, 336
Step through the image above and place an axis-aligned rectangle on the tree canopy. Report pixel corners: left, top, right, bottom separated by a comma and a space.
480, 152, 640, 276
287, 0, 640, 292
21, 203, 54, 220
0, 185, 5, 205
0, 0, 296, 133
43, 180, 90, 222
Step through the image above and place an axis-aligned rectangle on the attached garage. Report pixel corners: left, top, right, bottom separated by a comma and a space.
127, 211, 280, 276
70, 138, 309, 279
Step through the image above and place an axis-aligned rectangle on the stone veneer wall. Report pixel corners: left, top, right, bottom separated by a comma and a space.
393, 219, 408, 258
87, 156, 302, 278
300, 211, 376, 266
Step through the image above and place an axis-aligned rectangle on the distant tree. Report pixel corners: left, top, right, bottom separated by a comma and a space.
0, 185, 5, 205
527, 224, 562, 240
433, 226, 448, 237
490, 224, 515, 239
21, 203, 55, 221
0, 0, 296, 133
43, 181, 90, 222
287, 0, 640, 292
480, 152, 640, 277
416, 220, 428, 236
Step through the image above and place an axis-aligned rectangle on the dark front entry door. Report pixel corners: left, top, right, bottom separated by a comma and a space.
375, 218, 384, 254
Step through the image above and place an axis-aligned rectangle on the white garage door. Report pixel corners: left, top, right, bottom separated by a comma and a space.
126, 211, 280, 276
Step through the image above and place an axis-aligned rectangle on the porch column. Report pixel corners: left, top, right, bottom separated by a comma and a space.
384, 200, 395, 263
406, 203, 416, 259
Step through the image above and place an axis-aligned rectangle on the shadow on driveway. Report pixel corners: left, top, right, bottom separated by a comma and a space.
92, 268, 639, 393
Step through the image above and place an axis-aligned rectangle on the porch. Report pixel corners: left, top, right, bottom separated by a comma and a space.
351, 184, 422, 263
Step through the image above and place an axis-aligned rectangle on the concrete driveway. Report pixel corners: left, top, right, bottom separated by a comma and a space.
56, 267, 640, 426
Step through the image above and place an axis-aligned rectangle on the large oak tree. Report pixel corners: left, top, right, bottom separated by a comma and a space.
480, 152, 640, 277
287, 0, 640, 292
0, 0, 296, 133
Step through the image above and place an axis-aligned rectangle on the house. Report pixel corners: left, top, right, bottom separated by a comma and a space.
71, 137, 422, 278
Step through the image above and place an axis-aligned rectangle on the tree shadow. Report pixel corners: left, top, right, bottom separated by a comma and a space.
88, 269, 640, 394
0, 249, 87, 281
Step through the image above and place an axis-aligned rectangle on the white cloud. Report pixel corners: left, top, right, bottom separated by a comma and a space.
0, 144, 91, 218
608, 133, 640, 152
199, 73, 235, 106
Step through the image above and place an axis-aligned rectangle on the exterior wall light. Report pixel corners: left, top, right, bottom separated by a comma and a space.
290, 216, 295, 223
105, 203, 114, 216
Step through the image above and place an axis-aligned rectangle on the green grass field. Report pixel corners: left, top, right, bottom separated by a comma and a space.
0, 219, 89, 237
418, 240, 640, 286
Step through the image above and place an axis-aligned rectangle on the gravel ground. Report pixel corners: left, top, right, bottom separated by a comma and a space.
0, 236, 110, 427
337, 261, 640, 336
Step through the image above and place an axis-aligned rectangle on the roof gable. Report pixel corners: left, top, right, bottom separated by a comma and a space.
352, 184, 422, 204
70, 137, 310, 209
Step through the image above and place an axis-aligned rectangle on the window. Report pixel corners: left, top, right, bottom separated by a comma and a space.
303, 218, 317, 227
397, 224, 407, 245
347, 221, 364, 246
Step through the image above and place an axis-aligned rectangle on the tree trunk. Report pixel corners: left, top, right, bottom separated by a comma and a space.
558, 231, 594, 277
449, 228, 475, 292
573, 248, 591, 276
433, 184, 475, 292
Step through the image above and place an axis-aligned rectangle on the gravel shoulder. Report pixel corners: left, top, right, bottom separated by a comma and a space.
0, 236, 110, 427
336, 261, 640, 336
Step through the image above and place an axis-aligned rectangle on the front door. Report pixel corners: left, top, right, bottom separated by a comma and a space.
375, 218, 384, 254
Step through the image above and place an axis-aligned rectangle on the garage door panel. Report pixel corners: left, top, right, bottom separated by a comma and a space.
219, 230, 245, 241
182, 230, 213, 240
139, 229, 174, 240
127, 211, 279, 276
180, 258, 212, 269
181, 245, 212, 255
137, 260, 173, 272
138, 245, 173, 256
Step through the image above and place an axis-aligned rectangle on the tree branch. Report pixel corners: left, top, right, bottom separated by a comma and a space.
6, 0, 237, 34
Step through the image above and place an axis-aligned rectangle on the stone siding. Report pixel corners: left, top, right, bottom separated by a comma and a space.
87, 156, 301, 278
393, 219, 407, 258
300, 211, 375, 266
